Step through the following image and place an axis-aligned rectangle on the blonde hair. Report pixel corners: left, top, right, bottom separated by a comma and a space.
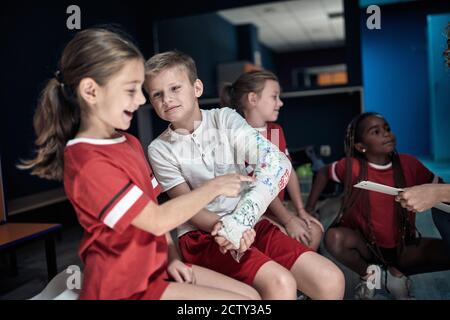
144, 50, 198, 84
18, 28, 143, 181
220, 70, 278, 115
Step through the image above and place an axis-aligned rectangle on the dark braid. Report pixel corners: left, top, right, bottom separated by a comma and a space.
391, 152, 421, 248
333, 113, 375, 226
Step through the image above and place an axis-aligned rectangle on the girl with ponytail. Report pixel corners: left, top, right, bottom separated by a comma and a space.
20, 28, 258, 300
220, 70, 324, 251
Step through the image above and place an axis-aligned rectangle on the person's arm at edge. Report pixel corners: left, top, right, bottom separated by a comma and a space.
305, 166, 330, 214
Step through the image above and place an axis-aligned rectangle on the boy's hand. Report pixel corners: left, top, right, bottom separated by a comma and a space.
208, 174, 255, 198
237, 228, 256, 253
211, 221, 256, 254
167, 259, 195, 284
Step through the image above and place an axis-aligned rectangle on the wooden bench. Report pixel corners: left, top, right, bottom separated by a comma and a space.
0, 223, 62, 281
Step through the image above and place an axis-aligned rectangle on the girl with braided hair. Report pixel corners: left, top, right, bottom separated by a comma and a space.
306, 112, 450, 299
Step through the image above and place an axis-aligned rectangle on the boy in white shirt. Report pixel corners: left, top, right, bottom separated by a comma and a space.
145, 50, 344, 300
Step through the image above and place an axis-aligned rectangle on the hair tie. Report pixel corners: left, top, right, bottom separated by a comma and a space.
229, 84, 235, 97
54, 70, 65, 87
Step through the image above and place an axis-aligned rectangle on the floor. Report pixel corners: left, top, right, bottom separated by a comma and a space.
317, 196, 450, 300
1, 195, 449, 300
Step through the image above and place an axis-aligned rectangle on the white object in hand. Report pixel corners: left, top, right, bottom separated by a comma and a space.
354, 181, 450, 213
354, 181, 403, 195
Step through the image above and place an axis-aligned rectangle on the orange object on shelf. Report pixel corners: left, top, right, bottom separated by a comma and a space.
244, 63, 262, 73
317, 71, 348, 86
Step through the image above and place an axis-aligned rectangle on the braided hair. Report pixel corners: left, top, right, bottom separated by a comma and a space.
334, 112, 420, 266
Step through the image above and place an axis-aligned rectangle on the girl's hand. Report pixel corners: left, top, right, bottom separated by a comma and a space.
211, 221, 235, 254
298, 208, 325, 233
167, 259, 195, 284
285, 215, 312, 246
208, 174, 255, 198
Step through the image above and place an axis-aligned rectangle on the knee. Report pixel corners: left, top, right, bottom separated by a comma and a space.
324, 228, 344, 255
315, 264, 346, 300
267, 269, 297, 296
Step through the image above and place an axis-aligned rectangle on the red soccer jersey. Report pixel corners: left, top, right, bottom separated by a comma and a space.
329, 154, 437, 248
246, 122, 291, 202
64, 132, 167, 300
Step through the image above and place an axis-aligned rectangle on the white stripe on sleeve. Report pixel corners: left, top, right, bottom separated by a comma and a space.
331, 161, 341, 183
103, 185, 143, 229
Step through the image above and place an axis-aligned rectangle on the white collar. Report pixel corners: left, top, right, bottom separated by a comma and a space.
368, 161, 392, 170
66, 134, 126, 146
254, 125, 267, 132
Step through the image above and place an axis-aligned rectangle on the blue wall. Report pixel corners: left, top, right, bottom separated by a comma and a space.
157, 13, 239, 98
156, 14, 277, 98
359, 0, 417, 7
427, 13, 450, 161
360, 4, 431, 157
260, 43, 275, 72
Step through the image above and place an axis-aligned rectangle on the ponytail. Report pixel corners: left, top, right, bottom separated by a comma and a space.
18, 27, 143, 181
219, 70, 278, 116
220, 83, 243, 115
18, 77, 80, 180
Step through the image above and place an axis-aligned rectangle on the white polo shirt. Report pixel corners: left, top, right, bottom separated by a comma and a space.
148, 107, 266, 237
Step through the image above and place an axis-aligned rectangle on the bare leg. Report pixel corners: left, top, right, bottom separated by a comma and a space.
308, 221, 323, 251
252, 261, 297, 300
192, 265, 260, 299
290, 251, 345, 300
262, 216, 323, 251
324, 227, 373, 276
161, 265, 260, 300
